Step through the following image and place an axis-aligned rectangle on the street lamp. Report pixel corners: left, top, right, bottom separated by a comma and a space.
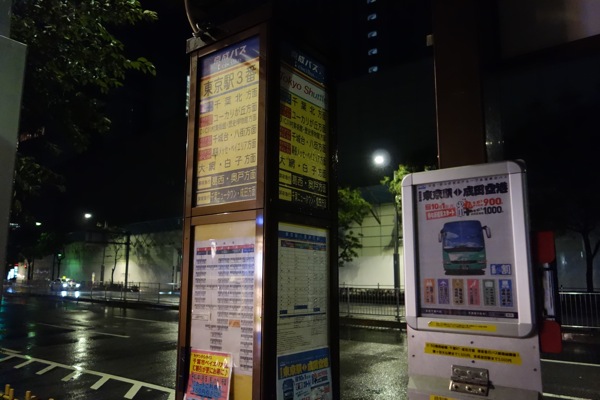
53, 251, 64, 280
84, 213, 93, 220
373, 152, 401, 320
372, 149, 390, 169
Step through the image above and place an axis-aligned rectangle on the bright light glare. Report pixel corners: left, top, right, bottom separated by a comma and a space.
372, 150, 390, 168
84, 213, 92, 219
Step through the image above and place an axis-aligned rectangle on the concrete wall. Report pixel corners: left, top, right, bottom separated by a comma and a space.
25, 204, 600, 291
338, 200, 600, 292
338, 202, 403, 288
31, 228, 183, 285
556, 230, 600, 291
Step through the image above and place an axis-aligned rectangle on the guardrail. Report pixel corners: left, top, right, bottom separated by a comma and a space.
339, 284, 405, 322
560, 291, 600, 328
88, 281, 180, 306
3, 281, 180, 307
5, 281, 600, 329
338, 286, 600, 330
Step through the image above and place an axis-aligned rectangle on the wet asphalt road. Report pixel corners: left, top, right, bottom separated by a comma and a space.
2, 296, 600, 399
339, 325, 600, 400
340, 327, 409, 400
1, 296, 178, 400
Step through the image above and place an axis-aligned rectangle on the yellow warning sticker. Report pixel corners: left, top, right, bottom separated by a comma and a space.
424, 342, 522, 365
429, 395, 457, 400
428, 321, 497, 332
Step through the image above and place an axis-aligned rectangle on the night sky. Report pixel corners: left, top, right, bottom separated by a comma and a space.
46, 0, 436, 230
32, 0, 600, 233
54, 2, 192, 229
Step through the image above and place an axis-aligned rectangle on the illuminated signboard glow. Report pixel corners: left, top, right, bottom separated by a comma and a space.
278, 46, 329, 210
196, 36, 260, 206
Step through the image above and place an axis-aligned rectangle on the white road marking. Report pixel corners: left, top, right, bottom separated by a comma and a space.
62, 371, 78, 381
37, 323, 130, 338
0, 348, 21, 354
115, 316, 168, 323
542, 358, 600, 368
36, 364, 57, 375
14, 359, 34, 368
0, 349, 174, 399
125, 383, 142, 399
541, 359, 597, 399
91, 375, 110, 390
87, 331, 130, 338
543, 393, 593, 400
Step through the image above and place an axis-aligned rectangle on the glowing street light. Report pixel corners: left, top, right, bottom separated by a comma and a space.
372, 149, 390, 168
84, 213, 93, 220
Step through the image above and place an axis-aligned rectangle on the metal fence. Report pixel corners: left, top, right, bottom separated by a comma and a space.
339, 284, 405, 322
3, 280, 180, 307
338, 286, 600, 330
88, 281, 180, 306
560, 292, 600, 328
5, 281, 600, 329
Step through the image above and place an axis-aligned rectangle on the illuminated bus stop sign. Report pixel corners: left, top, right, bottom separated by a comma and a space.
402, 161, 536, 338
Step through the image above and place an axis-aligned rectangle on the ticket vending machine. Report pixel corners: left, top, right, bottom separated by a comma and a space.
402, 161, 543, 399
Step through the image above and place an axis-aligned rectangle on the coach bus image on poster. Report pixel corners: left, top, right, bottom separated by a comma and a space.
438, 220, 491, 275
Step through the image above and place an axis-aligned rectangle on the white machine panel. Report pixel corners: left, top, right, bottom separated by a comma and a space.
402, 161, 535, 338
402, 162, 542, 399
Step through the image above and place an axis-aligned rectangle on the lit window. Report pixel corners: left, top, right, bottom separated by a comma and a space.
368, 66, 379, 73
367, 30, 378, 38
367, 13, 377, 21
368, 48, 378, 56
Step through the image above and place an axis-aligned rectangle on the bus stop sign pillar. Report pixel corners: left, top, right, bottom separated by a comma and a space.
402, 161, 542, 399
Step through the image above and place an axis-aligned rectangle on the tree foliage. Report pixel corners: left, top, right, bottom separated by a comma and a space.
381, 164, 434, 232
8, 0, 157, 248
380, 164, 413, 213
338, 187, 371, 267
11, 0, 157, 151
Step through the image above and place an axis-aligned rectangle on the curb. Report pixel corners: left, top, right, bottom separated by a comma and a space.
2, 291, 180, 311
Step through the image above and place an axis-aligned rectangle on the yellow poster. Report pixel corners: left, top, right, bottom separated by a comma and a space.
424, 342, 522, 365
186, 350, 232, 400
279, 46, 328, 210
196, 36, 260, 206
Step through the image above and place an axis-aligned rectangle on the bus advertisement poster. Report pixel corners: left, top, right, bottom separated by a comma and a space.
276, 347, 332, 400
414, 173, 518, 320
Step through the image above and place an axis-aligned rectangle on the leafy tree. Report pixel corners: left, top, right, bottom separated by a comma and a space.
9, 229, 64, 279
380, 164, 414, 220
8, 0, 157, 258
338, 187, 371, 267
106, 240, 124, 285
381, 164, 433, 226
